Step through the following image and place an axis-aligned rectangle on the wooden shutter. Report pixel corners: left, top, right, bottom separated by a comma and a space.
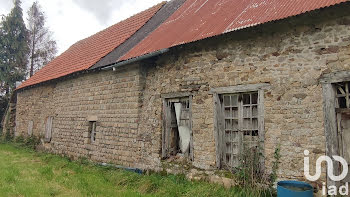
45, 117, 53, 142
27, 121, 33, 136
189, 96, 194, 161
214, 94, 224, 168
162, 99, 172, 158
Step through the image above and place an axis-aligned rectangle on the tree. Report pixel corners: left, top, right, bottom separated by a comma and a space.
0, 0, 29, 96
0, 0, 29, 133
27, 1, 57, 77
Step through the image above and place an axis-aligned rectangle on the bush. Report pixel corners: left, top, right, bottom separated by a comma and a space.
225, 144, 281, 196
23, 135, 41, 149
5, 135, 41, 150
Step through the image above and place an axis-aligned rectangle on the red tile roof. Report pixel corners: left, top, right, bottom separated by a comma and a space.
17, 2, 165, 90
120, 0, 348, 61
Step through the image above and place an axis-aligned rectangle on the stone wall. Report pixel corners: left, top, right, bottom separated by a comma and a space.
16, 65, 145, 167
15, 3, 350, 185
137, 4, 350, 185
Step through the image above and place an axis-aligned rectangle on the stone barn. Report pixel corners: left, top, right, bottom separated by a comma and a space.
13, 0, 350, 189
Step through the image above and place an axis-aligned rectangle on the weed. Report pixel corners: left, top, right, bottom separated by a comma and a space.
269, 145, 281, 190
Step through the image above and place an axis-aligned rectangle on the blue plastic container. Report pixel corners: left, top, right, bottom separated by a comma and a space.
277, 181, 313, 197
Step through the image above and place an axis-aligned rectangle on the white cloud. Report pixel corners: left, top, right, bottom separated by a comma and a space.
0, 0, 13, 18
1, 0, 165, 54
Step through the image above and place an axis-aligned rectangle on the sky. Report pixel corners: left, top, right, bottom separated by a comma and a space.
0, 0, 164, 55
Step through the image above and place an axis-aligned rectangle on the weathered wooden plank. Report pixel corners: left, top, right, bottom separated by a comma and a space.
337, 113, 343, 158
189, 95, 194, 161
336, 108, 350, 114
162, 99, 167, 158
322, 83, 339, 187
161, 92, 192, 99
320, 71, 350, 84
44, 117, 53, 142
238, 93, 244, 167
213, 93, 222, 168
258, 89, 265, 171
209, 83, 270, 94
346, 83, 349, 108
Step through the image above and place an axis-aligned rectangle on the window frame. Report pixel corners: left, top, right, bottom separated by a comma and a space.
161, 92, 193, 161
211, 83, 269, 169
319, 70, 350, 187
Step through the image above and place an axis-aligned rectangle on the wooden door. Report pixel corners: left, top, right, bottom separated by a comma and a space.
337, 112, 350, 183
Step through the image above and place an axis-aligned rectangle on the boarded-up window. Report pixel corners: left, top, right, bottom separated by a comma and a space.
162, 96, 193, 160
27, 120, 33, 136
45, 117, 53, 142
215, 91, 264, 169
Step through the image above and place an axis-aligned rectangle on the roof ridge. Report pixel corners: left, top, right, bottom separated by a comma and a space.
88, 1, 168, 69
67, 2, 167, 54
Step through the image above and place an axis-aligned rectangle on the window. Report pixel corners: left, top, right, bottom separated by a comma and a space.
45, 117, 53, 142
222, 92, 259, 168
162, 95, 193, 161
212, 84, 268, 170
335, 81, 350, 109
89, 121, 97, 143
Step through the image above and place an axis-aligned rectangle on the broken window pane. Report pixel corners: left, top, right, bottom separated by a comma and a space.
339, 97, 347, 108
243, 94, 250, 105
336, 82, 350, 109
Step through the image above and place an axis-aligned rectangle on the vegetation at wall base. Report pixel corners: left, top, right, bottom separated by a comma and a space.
0, 143, 275, 197
223, 144, 281, 197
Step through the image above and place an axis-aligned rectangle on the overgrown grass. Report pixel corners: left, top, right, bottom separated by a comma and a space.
0, 143, 268, 197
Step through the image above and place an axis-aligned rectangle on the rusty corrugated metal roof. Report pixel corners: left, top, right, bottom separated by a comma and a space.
120, 0, 348, 61
17, 2, 166, 90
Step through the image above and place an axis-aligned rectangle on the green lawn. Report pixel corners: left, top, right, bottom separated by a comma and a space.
0, 143, 262, 197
